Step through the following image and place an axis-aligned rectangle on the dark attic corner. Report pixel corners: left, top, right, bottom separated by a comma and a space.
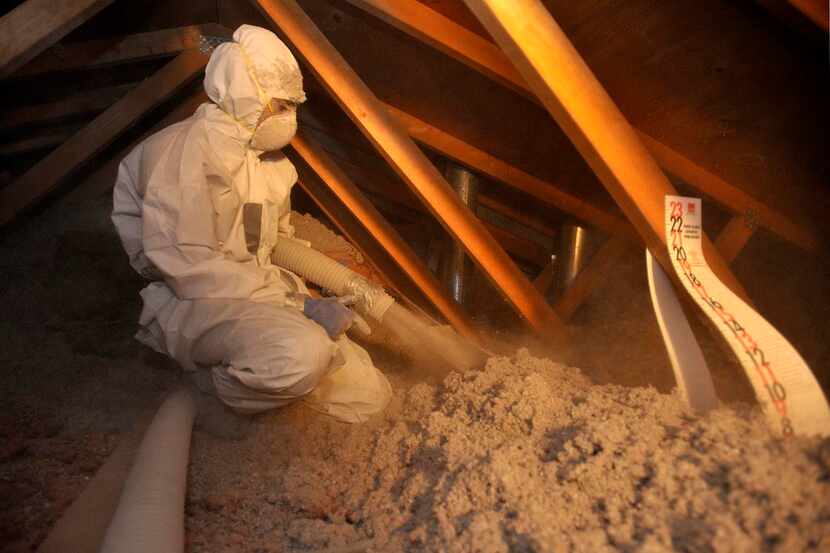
0, 0, 829, 551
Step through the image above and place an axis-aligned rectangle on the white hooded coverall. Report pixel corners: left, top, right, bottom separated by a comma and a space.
111, 25, 390, 422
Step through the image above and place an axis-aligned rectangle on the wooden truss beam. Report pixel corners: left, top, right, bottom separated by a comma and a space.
0, 50, 208, 226
288, 131, 480, 340
462, 0, 749, 304
554, 237, 629, 321
0, 127, 77, 157
253, 0, 567, 338
533, 261, 556, 294
481, 221, 549, 268
14, 24, 228, 78
0, 85, 133, 132
636, 132, 819, 252
714, 215, 756, 265
0, 0, 113, 77
476, 195, 556, 239
301, 124, 555, 271
384, 103, 636, 242
65, 90, 209, 203
347, 0, 818, 254
302, 112, 560, 244
787, 0, 829, 31
344, 0, 523, 96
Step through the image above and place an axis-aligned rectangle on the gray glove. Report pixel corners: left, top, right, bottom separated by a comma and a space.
303, 296, 355, 339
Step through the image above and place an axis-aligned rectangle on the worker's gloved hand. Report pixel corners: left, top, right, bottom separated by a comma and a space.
303, 296, 355, 339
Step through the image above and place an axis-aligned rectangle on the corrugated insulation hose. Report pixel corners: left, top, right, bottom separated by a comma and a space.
99, 388, 196, 553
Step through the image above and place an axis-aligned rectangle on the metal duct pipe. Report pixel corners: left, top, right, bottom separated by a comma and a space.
443, 163, 479, 306
555, 223, 590, 297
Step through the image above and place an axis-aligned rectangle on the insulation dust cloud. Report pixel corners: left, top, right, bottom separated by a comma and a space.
292, 212, 486, 375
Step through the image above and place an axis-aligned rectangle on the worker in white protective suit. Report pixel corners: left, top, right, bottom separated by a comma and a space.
111, 24, 391, 423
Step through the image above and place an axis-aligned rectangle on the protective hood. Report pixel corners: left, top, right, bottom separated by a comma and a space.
204, 24, 306, 134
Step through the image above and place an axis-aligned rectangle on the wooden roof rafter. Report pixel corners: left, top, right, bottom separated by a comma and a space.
476, 195, 556, 241
554, 237, 629, 321
787, 0, 829, 30
757, 0, 830, 32
382, 103, 638, 243
0, 0, 115, 77
11, 24, 230, 78
300, 123, 556, 272
65, 90, 211, 204
0, 20, 244, 223
0, 23, 232, 172
299, 46, 636, 319
0, 84, 134, 133
461, 0, 750, 304
0, 126, 78, 157
299, 103, 561, 243
344, 0, 819, 255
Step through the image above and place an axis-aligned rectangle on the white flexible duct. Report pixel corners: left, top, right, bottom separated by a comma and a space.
99, 388, 197, 553
273, 239, 486, 372
272, 238, 394, 322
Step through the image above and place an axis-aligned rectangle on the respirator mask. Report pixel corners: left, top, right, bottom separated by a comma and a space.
250, 99, 297, 152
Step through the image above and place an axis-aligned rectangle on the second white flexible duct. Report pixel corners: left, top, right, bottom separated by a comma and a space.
98, 388, 197, 553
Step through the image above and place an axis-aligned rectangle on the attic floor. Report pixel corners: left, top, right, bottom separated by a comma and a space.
0, 193, 828, 552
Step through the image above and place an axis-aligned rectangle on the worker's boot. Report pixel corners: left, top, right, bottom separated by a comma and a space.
188, 370, 253, 441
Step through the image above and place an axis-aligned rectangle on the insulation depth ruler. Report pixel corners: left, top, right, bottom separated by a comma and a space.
665, 195, 830, 437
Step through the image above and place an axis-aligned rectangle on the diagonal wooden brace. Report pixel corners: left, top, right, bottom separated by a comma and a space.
0, 0, 114, 77
252, 0, 568, 339
288, 131, 480, 341
0, 50, 209, 227
462, 0, 750, 305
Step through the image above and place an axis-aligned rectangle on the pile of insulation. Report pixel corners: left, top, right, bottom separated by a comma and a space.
182, 214, 830, 552
187, 350, 830, 552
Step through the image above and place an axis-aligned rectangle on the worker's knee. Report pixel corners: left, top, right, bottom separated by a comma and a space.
210, 312, 336, 413
274, 319, 334, 396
